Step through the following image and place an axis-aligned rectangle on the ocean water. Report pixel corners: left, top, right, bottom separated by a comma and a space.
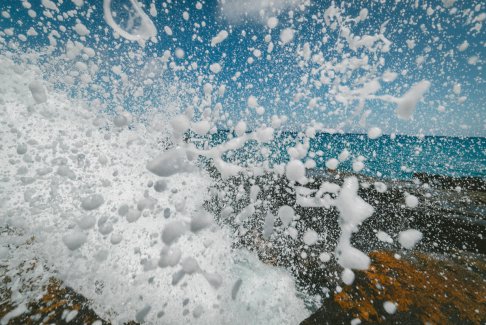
206, 131, 486, 179
305, 133, 486, 179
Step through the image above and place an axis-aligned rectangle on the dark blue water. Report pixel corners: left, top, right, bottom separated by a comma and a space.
204, 131, 485, 180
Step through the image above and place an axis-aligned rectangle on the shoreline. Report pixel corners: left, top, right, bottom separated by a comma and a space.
1, 167, 484, 324
204, 164, 486, 323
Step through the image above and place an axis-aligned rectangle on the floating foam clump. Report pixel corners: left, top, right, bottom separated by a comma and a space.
383, 301, 397, 314
286, 160, 306, 182
352, 161, 365, 172
267, 17, 279, 29
280, 28, 295, 44
319, 252, 331, 263
377, 231, 393, 244
303, 229, 319, 246
278, 205, 295, 228
234, 121, 247, 136
395, 80, 431, 120
405, 194, 419, 208
28, 80, 47, 104
190, 212, 213, 232
211, 30, 229, 46
74, 23, 89, 36
262, 212, 275, 240
367, 127, 382, 139
341, 268, 355, 285
80, 194, 104, 210
335, 177, 374, 270
158, 247, 182, 267
146, 147, 194, 177
161, 221, 187, 245
103, 0, 157, 42
398, 229, 423, 249
325, 158, 339, 170
62, 231, 87, 250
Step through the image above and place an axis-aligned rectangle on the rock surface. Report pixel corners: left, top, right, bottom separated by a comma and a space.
1, 169, 485, 324
301, 250, 486, 324
0, 278, 109, 325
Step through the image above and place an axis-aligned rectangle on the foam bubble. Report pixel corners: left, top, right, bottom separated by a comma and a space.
398, 229, 423, 249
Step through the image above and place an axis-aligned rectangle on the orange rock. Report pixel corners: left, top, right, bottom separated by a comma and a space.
332, 251, 486, 324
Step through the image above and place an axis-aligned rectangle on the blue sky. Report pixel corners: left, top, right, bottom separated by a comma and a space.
0, 0, 484, 136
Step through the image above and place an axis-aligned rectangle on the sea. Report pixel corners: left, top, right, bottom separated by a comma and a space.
205, 131, 486, 180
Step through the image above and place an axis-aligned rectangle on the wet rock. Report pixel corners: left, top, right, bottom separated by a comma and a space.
413, 172, 485, 191
0, 278, 110, 325
301, 250, 486, 324
204, 164, 486, 324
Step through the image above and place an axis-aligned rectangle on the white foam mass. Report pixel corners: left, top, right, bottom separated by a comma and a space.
376, 231, 393, 244
211, 30, 229, 46
28, 80, 47, 104
103, 0, 157, 42
234, 120, 247, 136
367, 127, 382, 139
374, 182, 388, 193
325, 158, 339, 170
405, 194, 419, 208
334, 177, 374, 270
267, 17, 279, 29
278, 205, 295, 228
146, 147, 195, 177
210, 63, 222, 74
74, 22, 90, 36
319, 252, 331, 263
62, 231, 88, 250
341, 268, 355, 285
338, 149, 350, 162
398, 229, 423, 249
303, 229, 319, 246
0, 57, 309, 324
395, 80, 431, 120
352, 161, 365, 172
263, 212, 275, 240
286, 160, 306, 182
383, 301, 397, 314
280, 28, 295, 45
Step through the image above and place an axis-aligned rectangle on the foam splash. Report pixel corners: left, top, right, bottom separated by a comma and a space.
0, 57, 308, 324
103, 0, 157, 43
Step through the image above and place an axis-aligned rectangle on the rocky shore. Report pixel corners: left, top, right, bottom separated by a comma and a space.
205, 168, 486, 324
302, 250, 486, 324
1, 168, 485, 324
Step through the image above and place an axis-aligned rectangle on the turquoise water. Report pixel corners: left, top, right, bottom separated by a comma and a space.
206, 132, 486, 180
307, 134, 486, 179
